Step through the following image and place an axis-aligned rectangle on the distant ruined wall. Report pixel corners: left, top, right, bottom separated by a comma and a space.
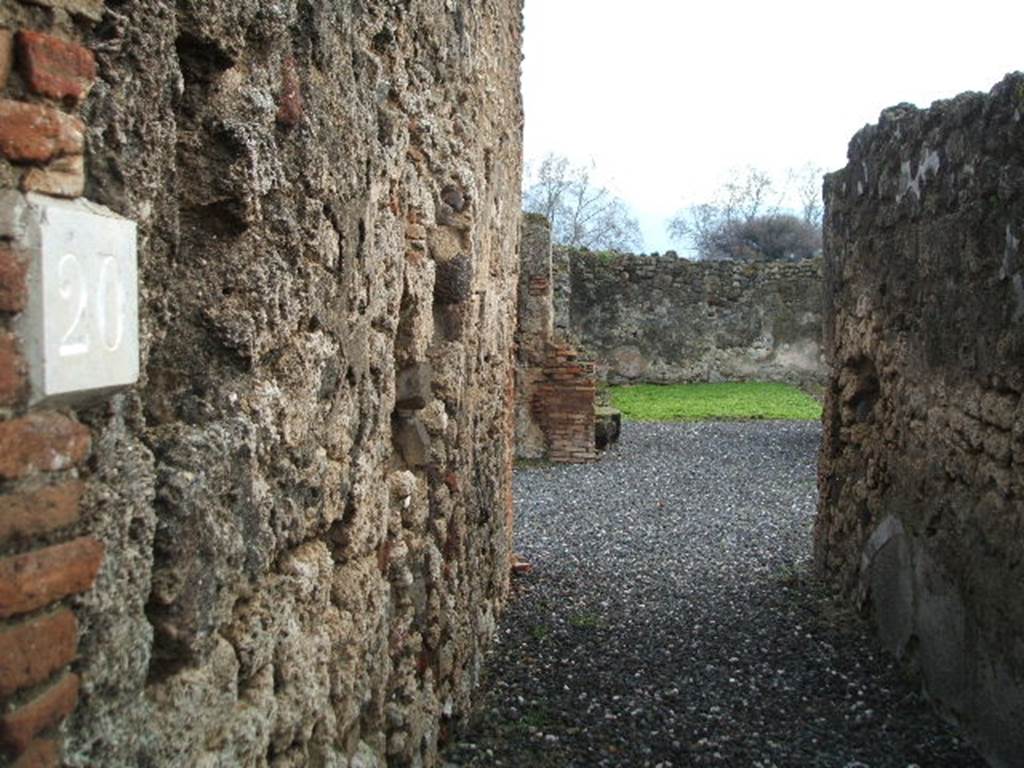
816, 74, 1024, 767
565, 250, 825, 385
0, 1, 523, 766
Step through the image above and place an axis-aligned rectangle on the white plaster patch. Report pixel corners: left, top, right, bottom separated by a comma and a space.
1003, 224, 1020, 278
1014, 274, 1024, 322
896, 148, 942, 202
858, 160, 870, 197
1002, 225, 1024, 320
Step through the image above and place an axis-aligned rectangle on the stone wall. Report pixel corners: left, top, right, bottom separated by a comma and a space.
518, 233, 821, 457
815, 74, 1024, 767
0, 2, 523, 766
564, 250, 825, 386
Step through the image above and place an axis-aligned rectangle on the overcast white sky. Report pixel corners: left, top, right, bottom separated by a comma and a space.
522, 1, 1024, 253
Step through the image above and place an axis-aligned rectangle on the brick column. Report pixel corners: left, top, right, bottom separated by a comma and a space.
0, 17, 102, 767
532, 342, 597, 463
516, 215, 599, 463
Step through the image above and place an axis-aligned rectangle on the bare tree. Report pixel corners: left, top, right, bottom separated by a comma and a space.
524, 154, 643, 252
668, 166, 822, 262
788, 163, 825, 229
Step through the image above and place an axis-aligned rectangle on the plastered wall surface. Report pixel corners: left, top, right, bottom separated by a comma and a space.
564, 250, 825, 386
815, 74, 1024, 767
0, 1, 524, 765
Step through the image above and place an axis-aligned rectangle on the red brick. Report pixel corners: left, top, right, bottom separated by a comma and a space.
276, 56, 302, 126
0, 538, 103, 619
0, 100, 84, 163
0, 246, 27, 313
0, 609, 77, 698
0, 413, 91, 481
16, 31, 96, 104
0, 673, 78, 753
0, 332, 27, 406
0, 481, 83, 542
11, 739, 59, 768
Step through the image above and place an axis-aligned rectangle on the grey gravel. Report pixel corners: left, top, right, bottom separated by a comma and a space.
444, 421, 985, 767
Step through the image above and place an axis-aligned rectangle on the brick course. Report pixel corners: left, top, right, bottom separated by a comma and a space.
0, 331, 26, 406
0, 673, 79, 753
20, 0, 103, 22
0, 246, 27, 313
0, 538, 104, 619
16, 30, 96, 104
0, 100, 84, 164
0, 413, 91, 480
0, 482, 84, 542
0, 610, 77, 698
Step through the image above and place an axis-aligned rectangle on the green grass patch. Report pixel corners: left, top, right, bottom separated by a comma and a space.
529, 624, 550, 642
568, 611, 603, 629
609, 381, 822, 422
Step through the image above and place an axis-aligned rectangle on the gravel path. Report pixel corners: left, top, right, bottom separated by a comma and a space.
444, 421, 986, 768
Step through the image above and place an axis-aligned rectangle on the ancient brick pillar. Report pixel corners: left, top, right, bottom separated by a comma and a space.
515, 214, 597, 463
0, 14, 103, 765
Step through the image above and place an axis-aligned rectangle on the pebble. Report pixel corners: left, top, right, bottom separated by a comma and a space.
444, 421, 986, 767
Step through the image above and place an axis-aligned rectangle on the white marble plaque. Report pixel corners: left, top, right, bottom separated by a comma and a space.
7, 193, 139, 405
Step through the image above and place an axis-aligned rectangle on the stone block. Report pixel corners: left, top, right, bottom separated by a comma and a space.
433, 254, 473, 305
16, 30, 96, 104
9, 193, 140, 405
20, 0, 103, 22
0, 413, 91, 480
594, 406, 621, 450
440, 185, 467, 213
0, 673, 79, 753
395, 362, 432, 410
0, 481, 83, 542
0, 609, 77, 698
0, 538, 103, 619
0, 101, 84, 163
20, 155, 84, 198
393, 417, 430, 467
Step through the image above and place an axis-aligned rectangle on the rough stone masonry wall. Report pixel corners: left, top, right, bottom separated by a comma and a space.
566, 250, 825, 386
815, 74, 1024, 767
0, 1, 523, 766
